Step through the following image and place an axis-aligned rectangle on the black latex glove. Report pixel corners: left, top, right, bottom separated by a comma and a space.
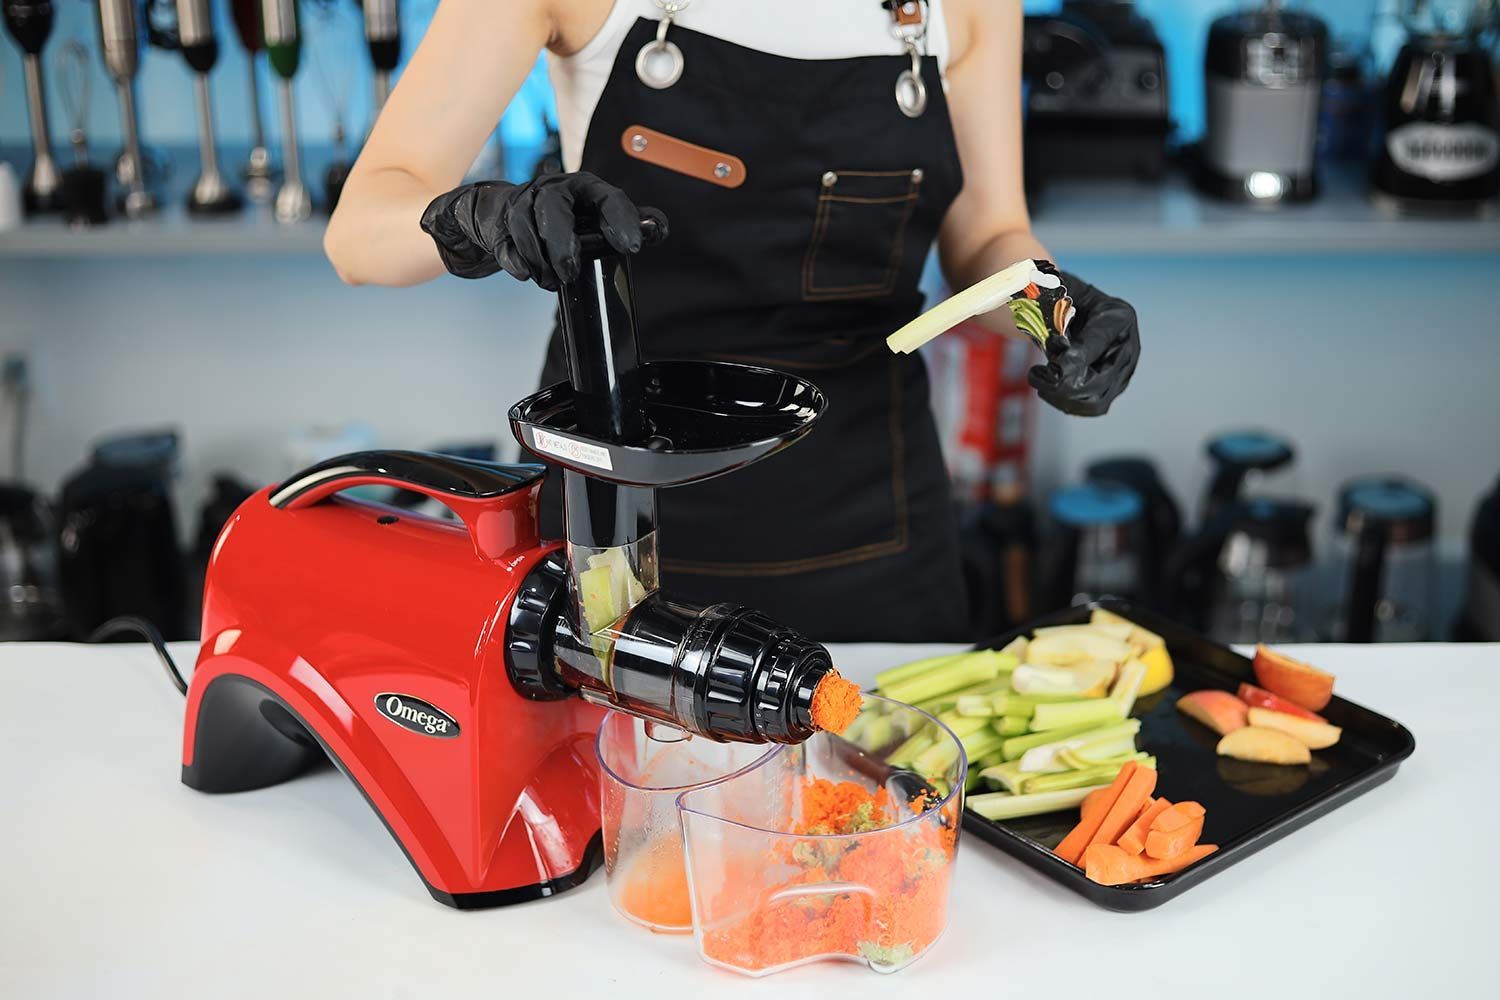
419, 172, 666, 290
1027, 271, 1140, 418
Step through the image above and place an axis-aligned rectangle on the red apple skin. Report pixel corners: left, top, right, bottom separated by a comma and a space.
1253, 646, 1335, 712
1177, 690, 1249, 736
1237, 684, 1327, 723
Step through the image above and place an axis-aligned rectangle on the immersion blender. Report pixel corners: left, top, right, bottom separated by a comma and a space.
361, 0, 398, 113
2, 0, 64, 214
95, 0, 157, 217
231, 0, 276, 197
176, 0, 242, 213
261, 0, 312, 221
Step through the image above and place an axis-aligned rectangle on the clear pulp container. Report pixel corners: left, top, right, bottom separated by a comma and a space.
677, 696, 964, 976
595, 712, 773, 933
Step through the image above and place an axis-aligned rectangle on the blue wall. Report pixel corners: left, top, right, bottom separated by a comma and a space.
2, 1, 1392, 150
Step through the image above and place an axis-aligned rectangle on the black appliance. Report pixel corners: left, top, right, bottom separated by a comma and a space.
57, 430, 188, 640
1372, 0, 1500, 213
1192, 1, 1328, 204
1038, 481, 1147, 611
1207, 497, 1316, 644
1022, 1, 1170, 188
1456, 472, 1500, 640
0, 484, 65, 640
1331, 476, 1437, 642
1086, 455, 1182, 608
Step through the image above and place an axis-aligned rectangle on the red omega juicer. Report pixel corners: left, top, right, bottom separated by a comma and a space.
182, 217, 847, 907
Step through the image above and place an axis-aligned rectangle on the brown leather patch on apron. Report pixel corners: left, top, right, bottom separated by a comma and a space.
620, 125, 747, 189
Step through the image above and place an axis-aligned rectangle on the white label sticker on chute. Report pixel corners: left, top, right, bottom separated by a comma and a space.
531, 428, 614, 471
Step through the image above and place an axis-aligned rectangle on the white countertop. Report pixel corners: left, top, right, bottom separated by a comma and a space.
1, 639, 1492, 998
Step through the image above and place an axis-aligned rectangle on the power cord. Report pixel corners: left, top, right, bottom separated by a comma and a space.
88, 616, 189, 696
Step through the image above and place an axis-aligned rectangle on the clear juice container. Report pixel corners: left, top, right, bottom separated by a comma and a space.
595, 711, 774, 933
677, 697, 964, 976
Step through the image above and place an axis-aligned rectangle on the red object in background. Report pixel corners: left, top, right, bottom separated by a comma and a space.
183, 462, 606, 908
923, 318, 1036, 504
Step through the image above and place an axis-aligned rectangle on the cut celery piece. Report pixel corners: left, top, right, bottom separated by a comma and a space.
968, 784, 1112, 822
855, 715, 895, 754
1016, 719, 1142, 773
1021, 755, 1155, 794
1002, 718, 1124, 761
978, 760, 1028, 795
874, 652, 964, 692
998, 635, 1029, 661
1110, 658, 1148, 718
887, 729, 935, 768
886, 258, 1044, 355
882, 650, 1012, 706
1029, 697, 1124, 732
1010, 661, 1114, 697
956, 694, 996, 718
994, 715, 1030, 737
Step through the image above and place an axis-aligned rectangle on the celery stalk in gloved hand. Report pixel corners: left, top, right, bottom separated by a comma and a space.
1028, 271, 1140, 418
419, 171, 667, 289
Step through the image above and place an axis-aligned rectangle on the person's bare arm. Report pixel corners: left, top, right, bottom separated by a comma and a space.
325, 0, 559, 286
937, 0, 1050, 336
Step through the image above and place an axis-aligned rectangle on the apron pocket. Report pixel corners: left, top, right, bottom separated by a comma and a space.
801, 169, 922, 302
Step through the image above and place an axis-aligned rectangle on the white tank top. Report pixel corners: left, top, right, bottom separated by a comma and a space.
546, 0, 952, 172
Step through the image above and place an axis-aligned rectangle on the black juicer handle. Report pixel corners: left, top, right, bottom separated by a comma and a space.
269, 450, 543, 509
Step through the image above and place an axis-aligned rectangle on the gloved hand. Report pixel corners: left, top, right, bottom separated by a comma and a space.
419, 172, 665, 290
1028, 271, 1140, 418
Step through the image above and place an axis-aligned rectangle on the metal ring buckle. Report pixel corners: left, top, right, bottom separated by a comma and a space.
636, 17, 685, 90
895, 44, 927, 118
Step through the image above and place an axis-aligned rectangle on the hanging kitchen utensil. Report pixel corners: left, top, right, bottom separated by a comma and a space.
56, 38, 108, 226
2, 0, 64, 213
361, 0, 398, 114
306, 0, 356, 211
177, 0, 243, 213
262, 0, 313, 221
94, 0, 157, 217
231, 0, 278, 197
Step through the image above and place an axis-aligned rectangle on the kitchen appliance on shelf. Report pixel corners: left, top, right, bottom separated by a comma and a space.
177, 0, 243, 213
182, 217, 843, 907
95, 0, 157, 217
56, 40, 109, 227
1038, 481, 1147, 611
1191, 0, 1328, 204
1086, 455, 1182, 609
1372, 0, 1500, 213
1162, 430, 1299, 630
1206, 497, 1316, 644
361, 0, 398, 113
231, 0, 278, 197
57, 430, 188, 641
0, 485, 65, 641
262, 0, 312, 221
3, 0, 64, 213
1021, 0, 1171, 189
1456, 471, 1500, 640
1329, 476, 1437, 642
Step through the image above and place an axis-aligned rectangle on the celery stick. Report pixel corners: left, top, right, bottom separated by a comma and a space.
855, 715, 895, 754
1030, 698, 1124, 732
994, 715, 1029, 737
968, 784, 1111, 822
940, 715, 992, 740
887, 729, 934, 768
921, 678, 1008, 717
973, 750, 1006, 771
964, 768, 985, 793
1110, 658, 1148, 718
978, 760, 1028, 794
956, 694, 995, 718
875, 652, 964, 692
1071, 735, 1138, 763
881, 651, 1010, 706
964, 729, 1005, 761
1015, 720, 1142, 773
1021, 755, 1155, 794
1002, 719, 1123, 761
998, 635, 1029, 661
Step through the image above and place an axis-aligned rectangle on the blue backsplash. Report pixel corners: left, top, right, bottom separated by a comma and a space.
0, 1, 1396, 152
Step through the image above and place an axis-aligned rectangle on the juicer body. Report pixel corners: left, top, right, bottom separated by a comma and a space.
183, 457, 607, 907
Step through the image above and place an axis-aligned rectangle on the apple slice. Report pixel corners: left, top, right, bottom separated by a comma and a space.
1253, 645, 1335, 712
1238, 683, 1326, 723
1176, 690, 1249, 736
1217, 726, 1312, 766
1247, 707, 1341, 750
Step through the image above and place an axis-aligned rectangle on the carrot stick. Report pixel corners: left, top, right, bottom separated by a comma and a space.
1146, 816, 1204, 860
1086, 764, 1158, 854
1054, 762, 1137, 865
1083, 842, 1220, 886
1081, 786, 1112, 823
1150, 801, 1206, 834
1117, 798, 1172, 856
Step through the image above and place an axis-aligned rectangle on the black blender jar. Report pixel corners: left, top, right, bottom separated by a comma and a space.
1373, 0, 1500, 212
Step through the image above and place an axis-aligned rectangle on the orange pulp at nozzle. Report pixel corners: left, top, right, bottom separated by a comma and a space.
810, 673, 863, 734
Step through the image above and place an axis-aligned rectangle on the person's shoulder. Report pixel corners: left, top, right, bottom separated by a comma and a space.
545, 0, 618, 57
940, 0, 1019, 71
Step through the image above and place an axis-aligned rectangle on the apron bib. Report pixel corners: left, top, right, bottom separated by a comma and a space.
537, 14, 970, 641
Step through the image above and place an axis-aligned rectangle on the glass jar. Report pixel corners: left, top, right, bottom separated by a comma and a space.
1329, 476, 1436, 642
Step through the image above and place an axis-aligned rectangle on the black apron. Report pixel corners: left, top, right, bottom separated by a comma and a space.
537, 14, 970, 642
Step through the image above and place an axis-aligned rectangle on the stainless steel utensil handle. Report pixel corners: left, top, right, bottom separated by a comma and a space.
193, 73, 222, 181
247, 61, 267, 149
277, 77, 302, 185
22, 53, 55, 162
116, 80, 148, 195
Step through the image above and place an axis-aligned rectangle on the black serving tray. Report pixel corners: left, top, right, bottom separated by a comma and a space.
962, 600, 1416, 911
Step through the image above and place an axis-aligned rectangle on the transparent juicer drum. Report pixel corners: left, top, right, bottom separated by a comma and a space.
1400, 0, 1497, 36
